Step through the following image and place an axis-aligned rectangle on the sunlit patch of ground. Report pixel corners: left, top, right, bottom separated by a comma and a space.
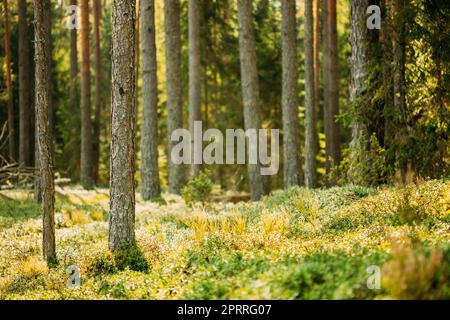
0, 180, 449, 300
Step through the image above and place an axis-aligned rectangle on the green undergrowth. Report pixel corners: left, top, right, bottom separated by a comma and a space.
0, 180, 449, 299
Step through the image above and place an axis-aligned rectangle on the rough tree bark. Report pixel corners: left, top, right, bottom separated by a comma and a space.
140, 0, 161, 199
348, 0, 370, 183
390, 0, 408, 181
237, 0, 266, 200
2, 0, 14, 161
70, 0, 78, 88
164, 0, 184, 194
109, 0, 136, 251
323, 0, 341, 181
312, 0, 320, 170
93, 0, 102, 183
188, 0, 202, 177
281, 0, 302, 188
80, 0, 93, 188
304, 0, 317, 188
18, 0, 31, 166
34, 0, 56, 264
134, 0, 140, 171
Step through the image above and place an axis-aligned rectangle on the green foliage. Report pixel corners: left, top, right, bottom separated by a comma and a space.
114, 245, 150, 273
333, 134, 389, 186
1, 182, 449, 300
0, 194, 41, 228
83, 251, 117, 277
270, 251, 389, 300
182, 171, 213, 205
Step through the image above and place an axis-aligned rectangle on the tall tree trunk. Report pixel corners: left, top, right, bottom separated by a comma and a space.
69, 0, 80, 180
2, 0, 14, 161
382, 0, 394, 168
34, 0, 56, 265
80, 0, 93, 188
18, 0, 31, 166
304, 0, 317, 188
134, 0, 140, 173
70, 0, 78, 84
313, 0, 320, 159
323, 0, 340, 181
93, 0, 102, 183
348, 0, 370, 183
390, 0, 408, 181
188, 0, 202, 177
109, 0, 136, 251
237, 0, 266, 200
140, 0, 161, 199
281, 0, 302, 188
164, 0, 184, 194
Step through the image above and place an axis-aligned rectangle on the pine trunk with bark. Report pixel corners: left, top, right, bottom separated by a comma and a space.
237, 0, 266, 200
93, 0, 102, 183
390, 0, 408, 181
188, 0, 202, 177
18, 0, 31, 166
109, 0, 137, 251
80, 0, 93, 188
348, 0, 370, 183
70, 0, 78, 88
3, 0, 14, 161
304, 0, 317, 188
164, 0, 184, 194
140, 0, 161, 199
281, 0, 302, 188
312, 0, 320, 166
323, 0, 340, 181
34, 0, 56, 264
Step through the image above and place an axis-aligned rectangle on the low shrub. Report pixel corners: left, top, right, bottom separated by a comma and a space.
182, 171, 213, 205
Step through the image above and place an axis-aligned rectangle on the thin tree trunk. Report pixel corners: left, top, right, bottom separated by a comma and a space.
348, 0, 370, 183
164, 0, 184, 194
109, 0, 136, 251
382, 0, 394, 162
46, 7, 53, 162
188, 0, 202, 177
237, 0, 266, 200
140, 0, 161, 199
68, 0, 80, 181
93, 0, 102, 183
281, 0, 302, 188
34, 0, 56, 265
80, 0, 93, 188
304, 0, 317, 188
329, 0, 340, 168
134, 0, 140, 173
2, 0, 15, 161
313, 0, 320, 159
18, 0, 31, 166
323, 0, 340, 181
70, 0, 78, 83
391, 0, 408, 181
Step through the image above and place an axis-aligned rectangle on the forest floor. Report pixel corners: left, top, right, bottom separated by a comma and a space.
0, 180, 449, 299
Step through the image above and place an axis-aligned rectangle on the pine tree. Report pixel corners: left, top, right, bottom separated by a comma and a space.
140, 0, 161, 199
281, 0, 302, 188
109, 0, 137, 251
34, 0, 56, 264
80, 0, 94, 188
164, 0, 184, 194
188, 0, 202, 177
